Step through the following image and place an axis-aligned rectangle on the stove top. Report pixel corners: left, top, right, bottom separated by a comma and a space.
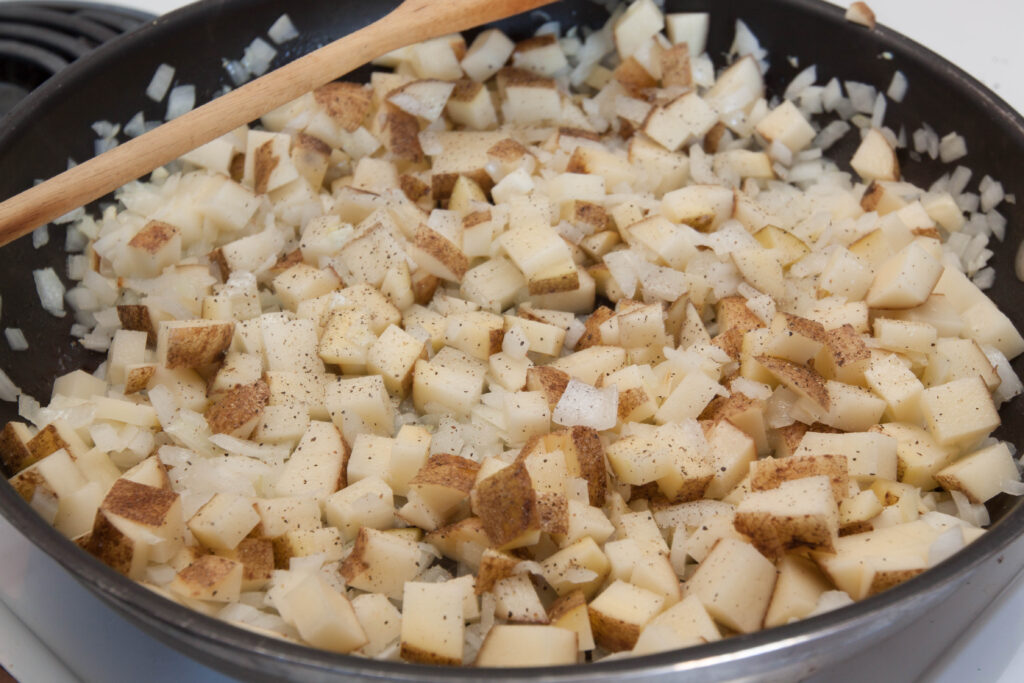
0, 1, 152, 115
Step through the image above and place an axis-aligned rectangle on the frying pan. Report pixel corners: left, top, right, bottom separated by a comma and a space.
1, 0, 1023, 680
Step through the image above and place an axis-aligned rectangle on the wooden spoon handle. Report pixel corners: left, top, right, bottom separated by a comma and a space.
0, 0, 556, 247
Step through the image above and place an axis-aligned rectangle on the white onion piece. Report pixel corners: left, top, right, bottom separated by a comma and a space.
887, 70, 908, 102
32, 225, 49, 249
165, 84, 196, 121
33, 267, 66, 318
1000, 479, 1024, 496
145, 63, 175, 102
927, 527, 965, 567
0, 368, 20, 402
939, 132, 968, 163
4, 328, 28, 351
267, 14, 299, 44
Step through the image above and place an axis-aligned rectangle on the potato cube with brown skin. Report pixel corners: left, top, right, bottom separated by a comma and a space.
685, 538, 777, 634
96, 478, 184, 563
935, 442, 1020, 504
0, 422, 38, 475
170, 555, 243, 603
125, 220, 181, 278
661, 184, 735, 232
475, 548, 521, 594
920, 376, 1001, 448
324, 375, 395, 440
323, 476, 394, 541
405, 453, 480, 520
473, 460, 540, 546
751, 454, 849, 502
341, 527, 428, 599
588, 580, 666, 652
401, 580, 465, 665
757, 355, 830, 412
548, 590, 596, 652
632, 594, 721, 656
219, 537, 274, 591
188, 493, 261, 552
499, 68, 563, 126
204, 381, 269, 439
447, 80, 498, 131
542, 426, 608, 507
157, 320, 234, 369
476, 625, 578, 667
273, 420, 348, 499
424, 517, 491, 570
813, 521, 938, 600
282, 574, 368, 654
412, 346, 488, 418
794, 431, 897, 483
734, 476, 840, 560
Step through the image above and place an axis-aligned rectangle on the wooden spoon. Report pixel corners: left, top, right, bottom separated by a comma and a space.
0, 0, 557, 247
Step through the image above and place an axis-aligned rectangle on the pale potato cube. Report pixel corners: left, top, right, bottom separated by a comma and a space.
632, 594, 720, 655
461, 29, 515, 82
273, 420, 348, 499
341, 527, 427, 599
795, 431, 898, 482
755, 100, 816, 152
763, 555, 832, 628
642, 93, 717, 153
476, 625, 578, 667
919, 376, 1000, 447
541, 536, 610, 599
324, 375, 395, 439
850, 128, 899, 182
188, 493, 260, 551
734, 476, 839, 559
935, 442, 1019, 503
352, 593, 403, 658
588, 580, 666, 652
865, 242, 943, 310
282, 574, 367, 653
864, 353, 924, 423
685, 538, 776, 634
323, 476, 394, 541
401, 581, 465, 665
412, 347, 488, 417
367, 325, 426, 397
614, 0, 665, 59
665, 13, 709, 55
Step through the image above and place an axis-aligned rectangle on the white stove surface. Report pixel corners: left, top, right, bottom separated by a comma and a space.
2, 0, 1024, 681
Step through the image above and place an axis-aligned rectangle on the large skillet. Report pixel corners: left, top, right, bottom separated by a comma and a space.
1, 0, 1023, 680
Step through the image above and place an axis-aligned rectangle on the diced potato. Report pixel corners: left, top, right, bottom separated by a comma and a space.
684, 538, 776, 634
476, 625, 578, 667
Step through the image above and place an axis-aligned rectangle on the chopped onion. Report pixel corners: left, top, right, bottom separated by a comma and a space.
145, 63, 175, 102
1000, 479, 1024, 496
33, 267, 66, 318
887, 70, 908, 102
0, 367, 20, 402
123, 111, 147, 138
4, 328, 28, 351
32, 225, 49, 249
242, 37, 277, 78
927, 527, 965, 567
165, 84, 196, 121
939, 132, 968, 163
267, 13, 299, 44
